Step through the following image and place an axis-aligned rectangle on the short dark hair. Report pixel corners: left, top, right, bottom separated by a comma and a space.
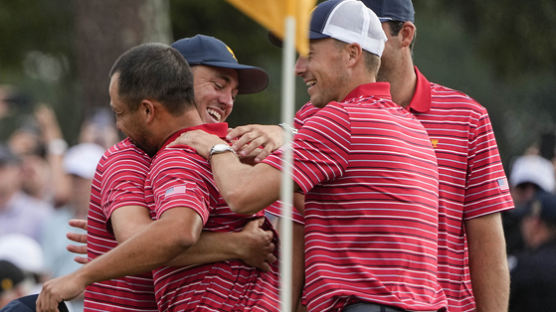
109, 43, 195, 116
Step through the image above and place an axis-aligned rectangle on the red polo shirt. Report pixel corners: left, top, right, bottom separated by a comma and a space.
145, 123, 280, 312
264, 83, 446, 311
86, 138, 157, 311
408, 67, 514, 311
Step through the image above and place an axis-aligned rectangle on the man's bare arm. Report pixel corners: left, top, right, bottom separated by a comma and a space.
166, 218, 277, 271
68, 214, 276, 270
465, 212, 510, 312
37, 208, 203, 312
175, 129, 296, 215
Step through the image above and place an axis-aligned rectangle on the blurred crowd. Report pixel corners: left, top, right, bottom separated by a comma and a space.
0, 85, 115, 311
504, 140, 556, 310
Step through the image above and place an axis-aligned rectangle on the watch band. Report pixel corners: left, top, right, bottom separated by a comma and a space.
208, 143, 235, 161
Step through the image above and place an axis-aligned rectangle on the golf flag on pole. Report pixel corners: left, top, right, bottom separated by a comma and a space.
223, 1, 315, 311
224, 0, 315, 55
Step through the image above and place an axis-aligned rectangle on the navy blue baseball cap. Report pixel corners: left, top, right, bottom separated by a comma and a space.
171, 35, 269, 94
360, 0, 415, 23
309, 0, 343, 40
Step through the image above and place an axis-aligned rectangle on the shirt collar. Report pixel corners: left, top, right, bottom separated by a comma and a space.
160, 122, 229, 150
407, 66, 431, 113
342, 82, 392, 102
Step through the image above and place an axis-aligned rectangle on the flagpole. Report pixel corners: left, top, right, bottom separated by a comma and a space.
279, 2, 296, 312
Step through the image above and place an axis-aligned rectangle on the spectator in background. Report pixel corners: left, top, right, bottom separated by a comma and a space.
40, 143, 104, 311
7, 124, 50, 201
0, 260, 26, 309
0, 234, 46, 295
8, 105, 71, 208
0, 145, 53, 242
505, 154, 555, 255
509, 154, 555, 205
78, 108, 119, 150
509, 193, 556, 311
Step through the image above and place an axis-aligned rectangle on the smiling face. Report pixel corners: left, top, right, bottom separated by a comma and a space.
191, 65, 239, 123
295, 38, 349, 108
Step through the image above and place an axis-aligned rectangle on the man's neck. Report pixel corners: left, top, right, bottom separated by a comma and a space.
381, 54, 416, 108
156, 109, 204, 151
341, 69, 377, 101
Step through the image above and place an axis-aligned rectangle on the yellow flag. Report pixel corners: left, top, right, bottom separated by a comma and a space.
225, 0, 316, 56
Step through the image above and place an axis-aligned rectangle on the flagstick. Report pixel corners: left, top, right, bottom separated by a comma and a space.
280, 15, 296, 312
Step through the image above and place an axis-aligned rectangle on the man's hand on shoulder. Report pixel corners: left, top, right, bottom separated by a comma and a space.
227, 124, 284, 162
169, 130, 225, 159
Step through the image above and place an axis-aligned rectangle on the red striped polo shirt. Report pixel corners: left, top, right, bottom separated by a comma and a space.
408, 67, 514, 311
263, 83, 446, 312
264, 103, 321, 224
144, 123, 280, 312
85, 138, 157, 311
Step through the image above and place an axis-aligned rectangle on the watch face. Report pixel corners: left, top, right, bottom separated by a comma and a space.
210, 144, 234, 158
213, 144, 231, 152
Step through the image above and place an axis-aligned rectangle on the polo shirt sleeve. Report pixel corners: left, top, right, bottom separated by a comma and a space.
463, 109, 514, 219
294, 102, 320, 130
101, 150, 150, 219
265, 201, 305, 225
149, 149, 210, 224
264, 102, 351, 194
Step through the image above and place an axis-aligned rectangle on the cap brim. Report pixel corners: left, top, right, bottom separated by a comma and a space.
199, 61, 269, 94
309, 30, 330, 40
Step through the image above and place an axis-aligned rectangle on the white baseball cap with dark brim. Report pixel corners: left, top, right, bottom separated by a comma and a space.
510, 154, 555, 192
308, 0, 387, 57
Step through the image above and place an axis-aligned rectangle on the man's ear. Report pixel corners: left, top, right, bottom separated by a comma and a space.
139, 99, 156, 124
400, 21, 416, 48
346, 43, 363, 68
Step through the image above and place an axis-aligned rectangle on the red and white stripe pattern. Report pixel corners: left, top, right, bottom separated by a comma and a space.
264, 103, 321, 224
264, 83, 446, 312
85, 138, 158, 311
409, 67, 514, 311
145, 124, 280, 312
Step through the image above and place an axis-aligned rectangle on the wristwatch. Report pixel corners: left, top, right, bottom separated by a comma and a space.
208, 143, 235, 161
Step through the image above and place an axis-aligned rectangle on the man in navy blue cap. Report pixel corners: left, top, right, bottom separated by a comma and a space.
36, 39, 281, 312
358, 1, 514, 311
172, 34, 268, 124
